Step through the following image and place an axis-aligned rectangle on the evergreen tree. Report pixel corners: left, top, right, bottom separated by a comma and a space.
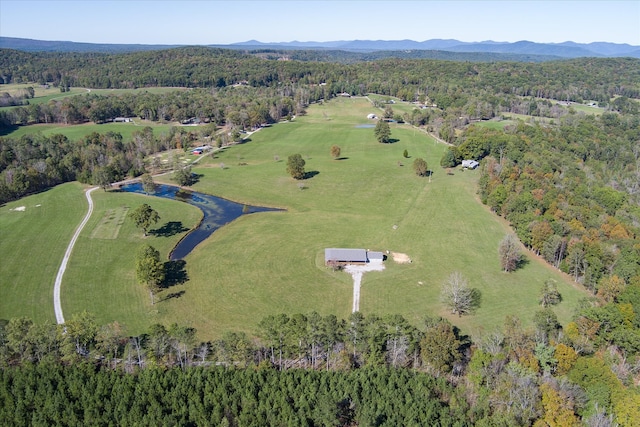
135, 244, 164, 305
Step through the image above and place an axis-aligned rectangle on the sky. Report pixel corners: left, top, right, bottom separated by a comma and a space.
1, 0, 639, 46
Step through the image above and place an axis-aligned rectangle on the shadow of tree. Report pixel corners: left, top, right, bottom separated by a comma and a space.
150, 221, 189, 237
303, 171, 320, 180
470, 288, 482, 312
0, 124, 19, 136
516, 257, 530, 270
163, 260, 189, 288
164, 290, 185, 300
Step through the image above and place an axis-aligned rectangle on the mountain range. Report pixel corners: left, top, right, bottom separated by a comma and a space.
1, 36, 639, 59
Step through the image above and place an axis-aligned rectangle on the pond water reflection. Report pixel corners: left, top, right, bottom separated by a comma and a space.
121, 183, 283, 260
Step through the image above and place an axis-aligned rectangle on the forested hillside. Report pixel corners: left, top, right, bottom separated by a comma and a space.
1, 46, 639, 426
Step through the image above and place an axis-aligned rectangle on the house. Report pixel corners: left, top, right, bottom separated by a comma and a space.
113, 117, 131, 123
324, 248, 384, 265
461, 159, 480, 169
191, 145, 212, 155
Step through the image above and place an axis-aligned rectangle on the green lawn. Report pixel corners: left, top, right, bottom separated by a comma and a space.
61, 190, 202, 334
473, 119, 517, 130
157, 97, 588, 338
0, 183, 88, 323
0, 84, 186, 110
1, 97, 589, 340
5, 121, 174, 141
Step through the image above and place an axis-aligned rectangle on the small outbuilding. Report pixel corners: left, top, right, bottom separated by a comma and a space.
462, 159, 480, 169
325, 248, 384, 265
367, 251, 384, 264
191, 145, 212, 155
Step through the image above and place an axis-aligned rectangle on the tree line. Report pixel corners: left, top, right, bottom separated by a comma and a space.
1, 294, 639, 426
2, 48, 639, 102
439, 112, 640, 295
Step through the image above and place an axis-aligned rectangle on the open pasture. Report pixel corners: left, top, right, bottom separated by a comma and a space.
5, 120, 173, 141
0, 84, 186, 109
156, 97, 587, 338
1, 97, 588, 339
0, 183, 88, 323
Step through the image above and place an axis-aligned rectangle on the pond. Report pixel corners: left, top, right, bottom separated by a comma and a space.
121, 183, 283, 260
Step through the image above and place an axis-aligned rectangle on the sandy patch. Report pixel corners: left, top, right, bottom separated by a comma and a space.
391, 252, 412, 263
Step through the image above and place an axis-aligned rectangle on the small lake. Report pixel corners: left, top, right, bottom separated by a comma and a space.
121, 183, 282, 260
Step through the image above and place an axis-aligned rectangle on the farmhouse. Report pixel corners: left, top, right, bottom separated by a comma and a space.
461, 159, 480, 169
325, 248, 384, 265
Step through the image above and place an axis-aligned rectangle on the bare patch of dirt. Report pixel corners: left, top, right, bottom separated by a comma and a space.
391, 252, 412, 264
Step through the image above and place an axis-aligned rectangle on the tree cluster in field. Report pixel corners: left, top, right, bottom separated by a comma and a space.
1, 290, 639, 425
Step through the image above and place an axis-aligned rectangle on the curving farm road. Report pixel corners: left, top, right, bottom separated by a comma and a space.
54, 186, 98, 324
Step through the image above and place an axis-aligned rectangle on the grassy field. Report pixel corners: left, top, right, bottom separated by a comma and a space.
61, 190, 202, 334
5, 120, 174, 141
1, 96, 589, 340
155, 97, 588, 338
0, 183, 201, 329
0, 84, 186, 109
0, 183, 88, 323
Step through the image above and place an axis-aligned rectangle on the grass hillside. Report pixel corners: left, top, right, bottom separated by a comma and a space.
1, 97, 589, 339
156, 97, 588, 338
0, 183, 88, 323
5, 121, 173, 141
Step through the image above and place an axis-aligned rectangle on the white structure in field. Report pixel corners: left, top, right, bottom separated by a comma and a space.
462, 159, 480, 169
325, 248, 384, 265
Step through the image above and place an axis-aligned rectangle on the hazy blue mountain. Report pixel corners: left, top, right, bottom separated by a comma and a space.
443, 40, 604, 57
1, 36, 638, 58
0, 37, 178, 53
230, 39, 639, 58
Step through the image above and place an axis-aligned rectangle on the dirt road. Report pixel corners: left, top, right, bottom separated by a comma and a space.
54, 186, 98, 324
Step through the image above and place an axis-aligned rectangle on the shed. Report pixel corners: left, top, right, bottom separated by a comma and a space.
462, 159, 479, 169
367, 251, 384, 263
325, 248, 368, 265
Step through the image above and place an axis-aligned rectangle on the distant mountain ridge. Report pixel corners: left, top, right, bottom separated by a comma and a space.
1, 36, 639, 58
233, 39, 640, 58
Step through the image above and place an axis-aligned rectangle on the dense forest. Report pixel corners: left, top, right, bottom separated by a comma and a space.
1, 305, 639, 426
1, 47, 639, 425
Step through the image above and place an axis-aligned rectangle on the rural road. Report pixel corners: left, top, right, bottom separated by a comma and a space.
54, 186, 98, 324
